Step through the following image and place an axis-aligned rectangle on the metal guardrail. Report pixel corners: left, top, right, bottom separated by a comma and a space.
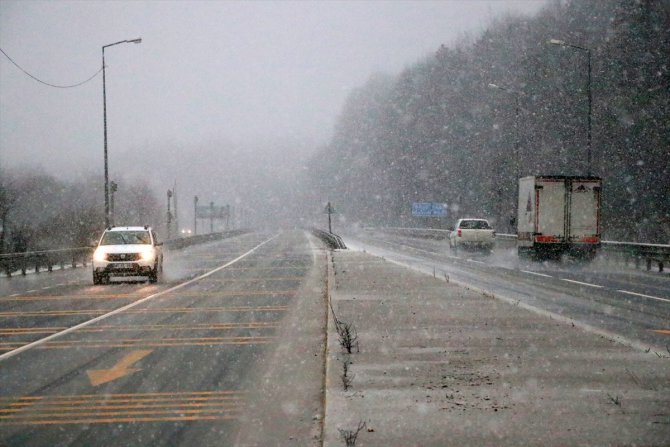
367, 227, 668, 272
0, 229, 251, 278
600, 241, 669, 272
0, 247, 93, 277
311, 228, 347, 250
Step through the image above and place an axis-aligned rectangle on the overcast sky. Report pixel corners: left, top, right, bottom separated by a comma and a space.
1, 0, 546, 178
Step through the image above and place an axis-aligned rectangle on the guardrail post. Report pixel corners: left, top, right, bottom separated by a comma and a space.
659, 261, 664, 273
646, 258, 652, 271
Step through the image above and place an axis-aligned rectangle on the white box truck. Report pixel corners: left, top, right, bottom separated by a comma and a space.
517, 176, 602, 260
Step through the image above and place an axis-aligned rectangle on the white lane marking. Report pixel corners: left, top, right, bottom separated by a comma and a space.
25, 290, 37, 293
467, 259, 486, 265
521, 270, 553, 278
9, 293, 20, 297
617, 290, 670, 304
560, 279, 603, 288
0, 235, 277, 362
42, 286, 52, 290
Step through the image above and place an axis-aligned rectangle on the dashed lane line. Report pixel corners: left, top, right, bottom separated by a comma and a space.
0, 235, 277, 362
560, 278, 603, 288
617, 290, 670, 304
521, 270, 553, 278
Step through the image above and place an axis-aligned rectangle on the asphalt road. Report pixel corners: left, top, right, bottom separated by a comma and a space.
0, 231, 324, 446
344, 229, 670, 352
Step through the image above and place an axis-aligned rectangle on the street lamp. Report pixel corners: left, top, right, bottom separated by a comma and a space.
488, 83, 521, 232
548, 38, 592, 176
102, 37, 142, 228
488, 83, 520, 181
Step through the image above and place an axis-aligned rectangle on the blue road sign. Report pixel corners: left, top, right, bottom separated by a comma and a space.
412, 202, 448, 217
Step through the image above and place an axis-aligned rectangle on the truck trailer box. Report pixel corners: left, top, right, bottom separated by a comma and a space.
517, 175, 601, 259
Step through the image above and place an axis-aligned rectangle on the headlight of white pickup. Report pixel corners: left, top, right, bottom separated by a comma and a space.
140, 247, 156, 261
93, 248, 107, 262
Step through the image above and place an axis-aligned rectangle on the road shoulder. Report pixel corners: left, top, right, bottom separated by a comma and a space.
323, 249, 670, 446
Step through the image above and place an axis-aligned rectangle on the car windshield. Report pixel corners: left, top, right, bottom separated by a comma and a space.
460, 220, 491, 229
100, 231, 151, 245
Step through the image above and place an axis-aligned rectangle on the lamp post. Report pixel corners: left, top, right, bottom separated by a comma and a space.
548, 39, 592, 176
488, 83, 521, 231
488, 83, 520, 181
102, 38, 142, 228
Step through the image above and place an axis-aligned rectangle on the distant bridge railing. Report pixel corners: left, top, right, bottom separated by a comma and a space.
163, 229, 249, 250
0, 229, 251, 277
311, 228, 347, 250
366, 227, 668, 272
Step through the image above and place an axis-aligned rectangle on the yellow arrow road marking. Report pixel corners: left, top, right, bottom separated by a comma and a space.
86, 350, 153, 386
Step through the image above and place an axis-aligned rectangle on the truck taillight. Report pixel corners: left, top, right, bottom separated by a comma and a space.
457, 229, 462, 237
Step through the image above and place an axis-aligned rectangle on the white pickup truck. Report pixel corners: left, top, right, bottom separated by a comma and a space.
449, 218, 496, 252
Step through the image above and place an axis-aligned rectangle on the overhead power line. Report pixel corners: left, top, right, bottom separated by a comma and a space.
0, 47, 102, 89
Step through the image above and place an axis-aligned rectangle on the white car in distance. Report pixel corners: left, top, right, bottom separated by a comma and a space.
92, 226, 163, 284
449, 218, 496, 253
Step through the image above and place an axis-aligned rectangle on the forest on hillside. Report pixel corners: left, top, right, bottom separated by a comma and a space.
309, 0, 669, 242
0, 171, 161, 253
